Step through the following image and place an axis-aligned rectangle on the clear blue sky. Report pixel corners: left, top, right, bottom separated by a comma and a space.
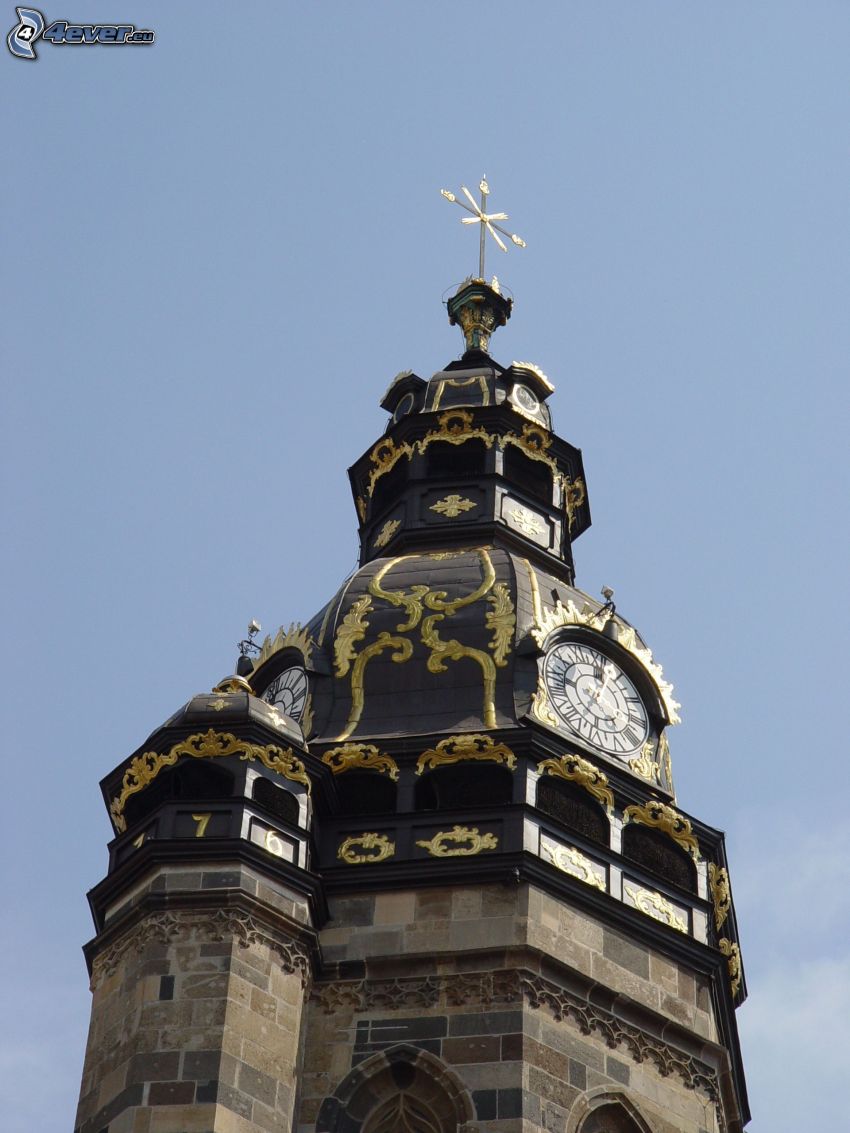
3, 4, 848, 1130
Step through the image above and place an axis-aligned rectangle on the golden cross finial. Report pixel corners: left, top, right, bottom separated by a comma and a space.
440, 176, 527, 280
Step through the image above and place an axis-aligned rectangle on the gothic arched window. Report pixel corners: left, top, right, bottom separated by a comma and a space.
364, 1093, 443, 1133
577, 1096, 653, 1133
316, 1045, 474, 1133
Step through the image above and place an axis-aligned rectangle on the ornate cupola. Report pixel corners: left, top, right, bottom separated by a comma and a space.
350, 277, 589, 583
76, 185, 749, 1133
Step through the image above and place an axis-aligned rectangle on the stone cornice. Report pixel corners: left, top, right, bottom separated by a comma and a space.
312, 944, 746, 1133
84, 887, 320, 989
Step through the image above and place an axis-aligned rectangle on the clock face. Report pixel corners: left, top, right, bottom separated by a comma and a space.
393, 392, 415, 423
543, 641, 649, 758
512, 383, 540, 415
261, 666, 308, 723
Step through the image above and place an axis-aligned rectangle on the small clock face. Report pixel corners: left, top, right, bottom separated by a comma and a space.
393, 392, 415, 423
543, 641, 649, 758
262, 666, 308, 723
513, 383, 540, 415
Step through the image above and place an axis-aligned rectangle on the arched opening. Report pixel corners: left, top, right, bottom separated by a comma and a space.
415, 764, 513, 811
573, 1094, 655, 1133
621, 823, 697, 894
536, 776, 609, 847
252, 775, 300, 826
372, 457, 409, 516
317, 1044, 474, 1133
581, 1101, 648, 1133
123, 760, 234, 828
335, 772, 397, 816
426, 439, 486, 481
364, 1092, 443, 1133
503, 446, 552, 505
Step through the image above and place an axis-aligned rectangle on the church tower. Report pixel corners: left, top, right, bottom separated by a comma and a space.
75, 217, 749, 1133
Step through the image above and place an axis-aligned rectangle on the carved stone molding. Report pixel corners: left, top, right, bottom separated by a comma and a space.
311, 966, 719, 1104
91, 906, 312, 990
516, 972, 719, 1103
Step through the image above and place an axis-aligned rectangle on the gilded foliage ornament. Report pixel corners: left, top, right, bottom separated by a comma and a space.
659, 732, 674, 795
373, 518, 401, 549
511, 360, 554, 394
429, 494, 477, 519
417, 409, 495, 456
416, 825, 499, 857
253, 622, 315, 669
337, 632, 414, 741
523, 558, 681, 726
543, 840, 606, 891
417, 733, 516, 775
536, 752, 614, 812
109, 729, 310, 832
623, 801, 700, 860
509, 505, 544, 536
337, 832, 395, 865
321, 743, 399, 781
334, 595, 373, 677
486, 582, 515, 666
366, 436, 414, 497
629, 741, 660, 784
624, 883, 688, 934
708, 863, 732, 932
719, 938, 742, 997
333, 548, 508, 737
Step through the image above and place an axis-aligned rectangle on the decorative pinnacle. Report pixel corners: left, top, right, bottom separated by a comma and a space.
441, 176, 526, 280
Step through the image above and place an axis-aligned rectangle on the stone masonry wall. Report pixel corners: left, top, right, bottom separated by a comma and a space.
75, 864, 315, 1133
298, 884, 723, 1133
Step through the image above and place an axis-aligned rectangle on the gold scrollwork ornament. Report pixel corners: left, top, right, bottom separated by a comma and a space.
629, 740, 660, 783
374, 519, 401, 549
485, 582, 515, 666
429, 494, 477, 518
416, 825, 498, 857
367, 436, 414, 497
708, 863, 732, 932
536, 752, 614, 812
622, 801, 700, 860
254, 622, 314, 668
321, 743, 399, 781
109, 729, 310, 833
624, 883, 688, 934
333, 595, 373, 677
544, 842, 606, 891
417, 733, 516, 775
510, 505, 543, 536
719, 938, 742, 997
337, 832, 396, 865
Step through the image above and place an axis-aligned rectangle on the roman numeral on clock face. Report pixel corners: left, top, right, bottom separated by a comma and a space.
543, 641, 649, 759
